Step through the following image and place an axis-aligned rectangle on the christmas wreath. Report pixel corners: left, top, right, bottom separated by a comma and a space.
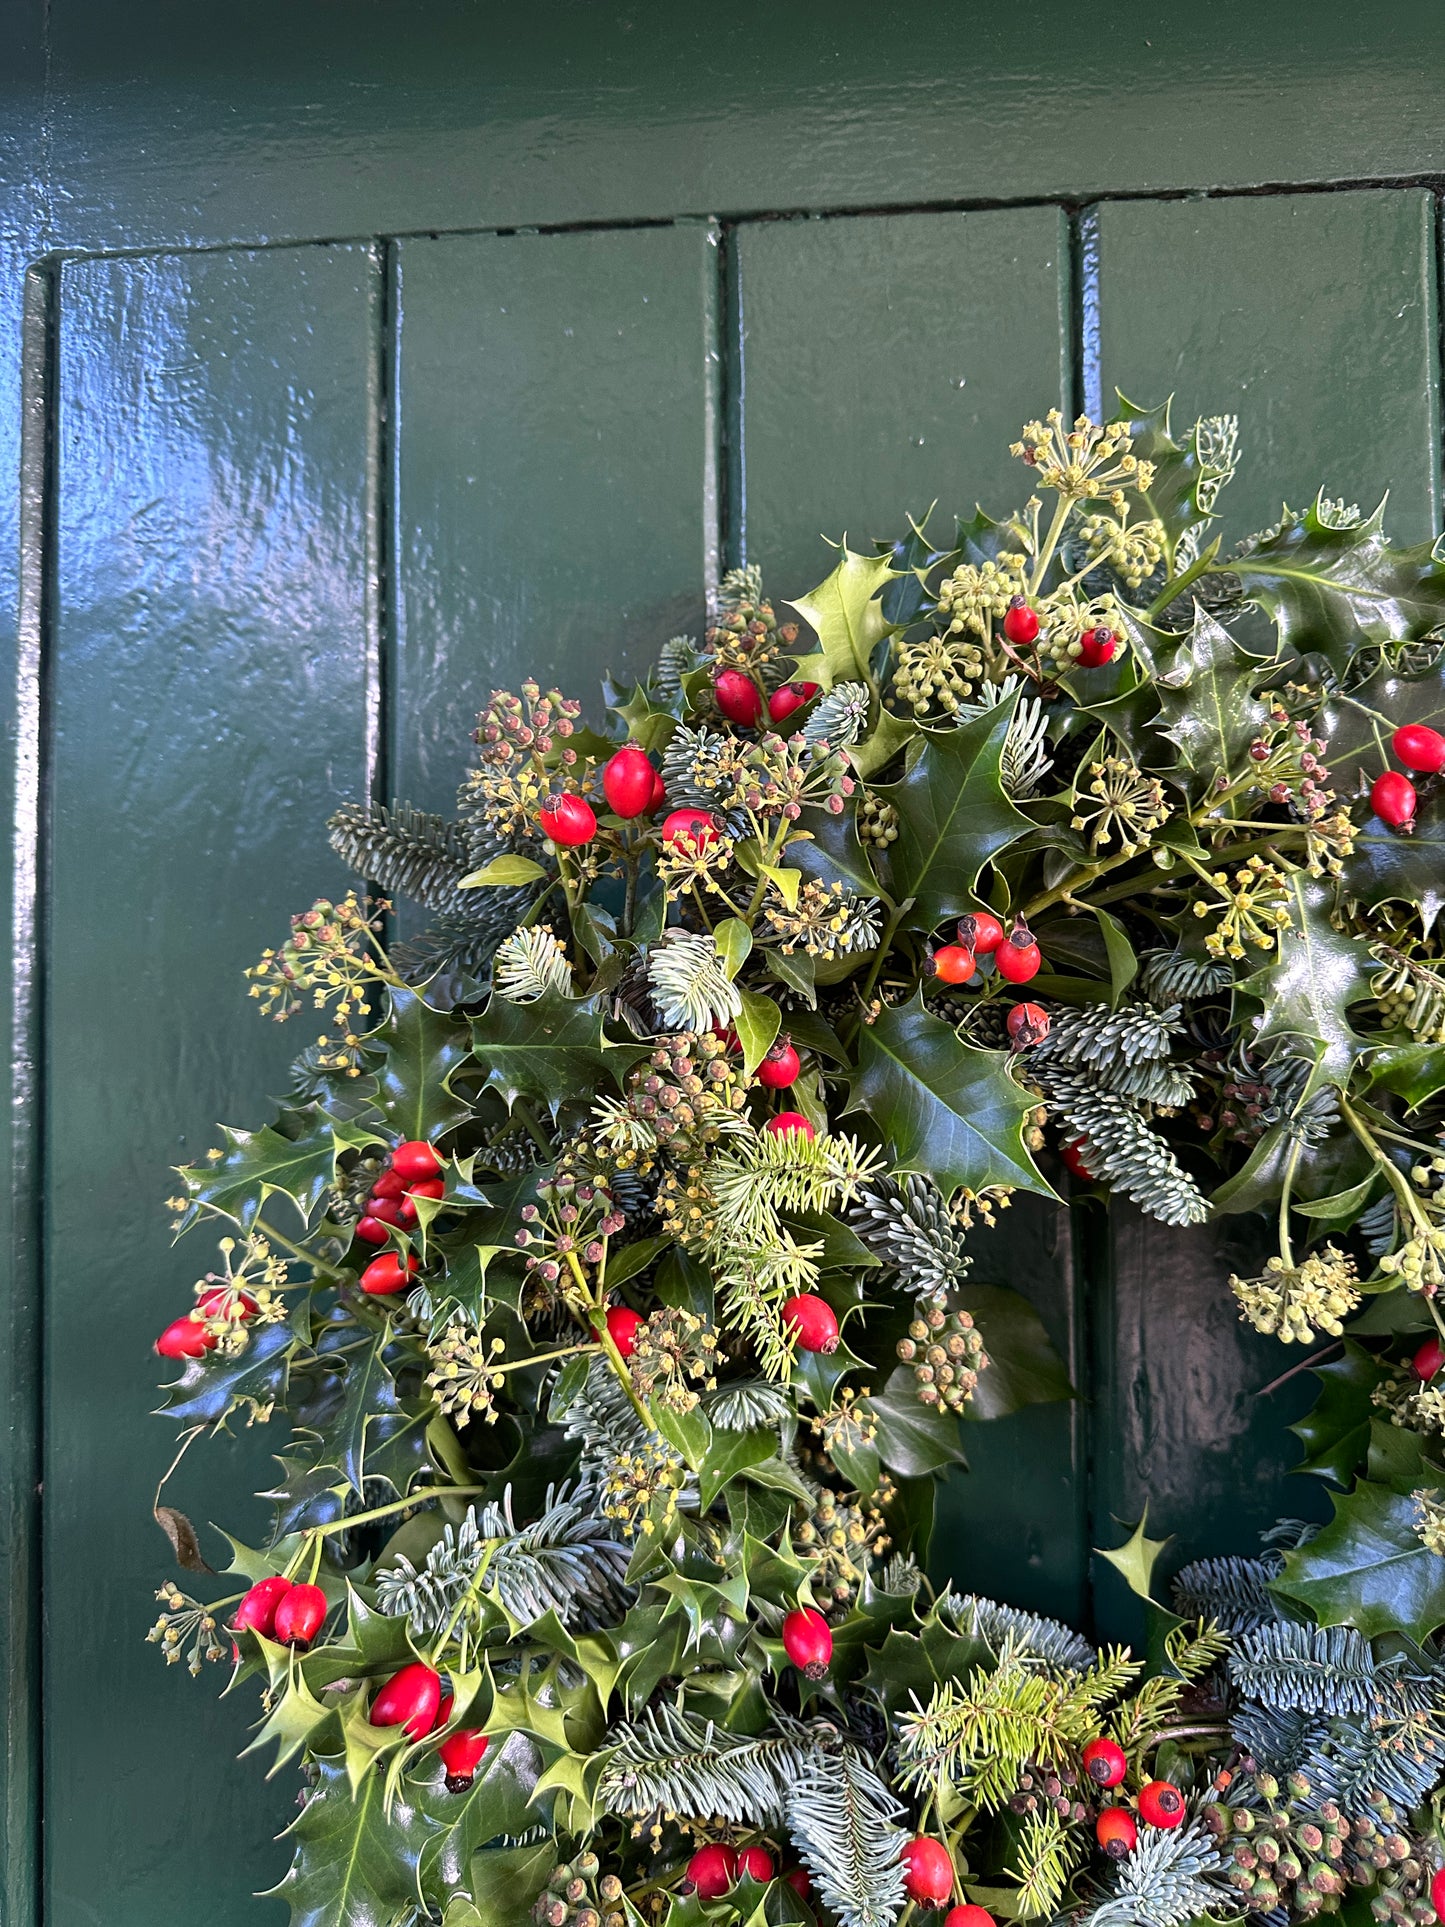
149, 399, 1445, 1927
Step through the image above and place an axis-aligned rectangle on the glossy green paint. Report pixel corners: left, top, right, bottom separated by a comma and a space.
47, 245, 379, 1923
5, 6, 1445, 1922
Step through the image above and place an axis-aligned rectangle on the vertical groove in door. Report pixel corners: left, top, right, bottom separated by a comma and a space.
367, 240, 393, 823
1075, 204, 1102, 423
1433, 190, 1445, 527
719, 221, 747, 571
7, 257, 56, 1927
700, 219, 723, 598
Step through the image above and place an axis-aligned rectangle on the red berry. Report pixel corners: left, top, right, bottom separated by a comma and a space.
1393, 723, 1445, 774
686, 1844, 738, 1899
370, 1661, 443, 1739
957, 910, 1005, 956
391, 1140, 442, 1183
438, 1727, 489, 1790
932, 943, 976, 985
995, 922, 1042, 984
945, 1909, 996, 1927
661, 807, 717, 848
757, 1039, 800, 1089
1413, 1337, 1445, 1381
273, 1582, 327, 1647
785, 1868, 811, 1900
769, 681, 820, 724
738, 1847, 774, 1882
766, 1112, 815, 1141
359, 1250, 419, 1296
538, 792, 597, 846
648, 768, 667, 812
154, 1315, 215, 1360
1005, 1002, 1050, 1049
1096, 1807, 1138, 1858
901, 1836, 955, 1906
233, 1575, 292, 1637
1431, 1865, 1445, 1922
782, 1293, 839, 1355
1138, 1780, 1185, 1830
397, 1176, 447, 1227
355, 1215, 391, 1245
1372, 769, 1417, 830
371, 1166, 409, 1200
603, 1305, 645, 1359
1061, 1136, 1096, 1181
602, 745, 658, 818
1002, 597, 1040, 646
781, 1606, 833, 1679
1077, 625, 1118, 668
714, 669, 763, 726
1082, 1736, 1128, 1789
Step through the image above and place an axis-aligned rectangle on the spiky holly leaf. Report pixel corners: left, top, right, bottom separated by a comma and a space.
1291, 1340, 1383, 1486
1097, 1510, 1173, 1603
1273, 1478, 1445, 1642
787, 545, 897, 690
1228, 499, 1445, 676
174, 1104, 352, 1233
959, 1284, 1074, 1422
373, 984, 473, 1140
845, 993, 1053, 1202
1114, 393, 1221, 559
874, 705, 1033, 930
1321, 651, 1445, 799
1154, 608, 1270, 795
863, 1365, 966, 1478
1237, 875, 1367, 1089
1362, 1039, 1445, 1110
415, 1732, 546, 1909
324, 1327, 431, 1497
154, 1319, 297, 1425
267, 1757, 441, 1927
470, 991, 649, 1113
1342, 786, 1445, 935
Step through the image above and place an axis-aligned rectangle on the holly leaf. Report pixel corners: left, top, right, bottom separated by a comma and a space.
470, 991, 649, 1112
415, 1732, 545, 1909
1291, 1340, 1383, 1486
1097, 1510, 1173, 1604
175, 1104, 348, 1233
1154, 608, 1270, 794
787, 545, 897, 690
1273, 1478, 1445, 1641
374, 985, 473, 1140
1342, 786, 1445, 935
863, 1365, 965, 1478
959, 1283, 1074, 1421
267, 1757, 441, 1927
1362, 1040, 1445, 1110
154, 1318, 297, 1425
1238, 874, 1367, 1089
875, 704, 1033, 929
845, 992, 1053, 1201
789, 800, 883, 898
1229, 498, 1445, 675
1115, 394, 1222, 558
1321, 652, 1445, 799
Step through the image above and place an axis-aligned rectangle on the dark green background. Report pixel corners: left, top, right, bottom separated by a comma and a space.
3, 5, 1443, 1920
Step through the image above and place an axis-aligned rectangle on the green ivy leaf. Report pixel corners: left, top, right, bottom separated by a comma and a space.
470, 991, 649, 1113
697, 1428, 777, 1510
787, 546, 897, 690
266, 1757, 441, 1927
1342, 786, 1445, 936
875, 705, 1033, 930
1228, 499, 1445, 676
845, 992, 1054, 1201
735, 988, 782, 1078
1273, 1477, 1445, 1641
458, 854, 548, 888
1238, 875, 1367, 1089
1153, 608, 1270, 795
959, 1284, 1074, 1422
175, 1104, 350, 1233
374, 986, 474, 1140
1290, 1340, 1383, 1486
863, 1365, 966, 1478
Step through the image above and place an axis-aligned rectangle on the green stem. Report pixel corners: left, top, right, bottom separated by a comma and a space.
564, 1251, 658, 1435
858, 898, 913, 1004
427, 1540, 495, 1665
1028, 495, 1072, 596
1143, 546, 1218, 623
490, 1341, 599, 1377
252, 1216, 345, 1282
1019, 844, 1142, 921
293, 1486, 486, 1558
1277, 1138, 1302, 1270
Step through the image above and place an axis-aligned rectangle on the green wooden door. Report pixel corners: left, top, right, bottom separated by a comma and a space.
4, 6, 1444, 1921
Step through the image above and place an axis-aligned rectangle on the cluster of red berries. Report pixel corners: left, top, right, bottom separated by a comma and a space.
154, 1283, 258, 1360
1371, 724, 1445, 832
1079, 1736, 1185, 1856
934, 910, 1043, 990
1002, 596, 1118, 669
233, 1573, 328, 1648
712, 670, 820, 728
356, 1138, 445, 1246
684, 1842, 807, 1901
538, 745, 667, 847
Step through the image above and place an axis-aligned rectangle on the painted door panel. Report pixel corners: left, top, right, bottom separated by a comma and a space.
47, 243, 376, 1925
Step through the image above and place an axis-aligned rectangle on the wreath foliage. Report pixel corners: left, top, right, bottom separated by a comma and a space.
149, 397, 1445, 1927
